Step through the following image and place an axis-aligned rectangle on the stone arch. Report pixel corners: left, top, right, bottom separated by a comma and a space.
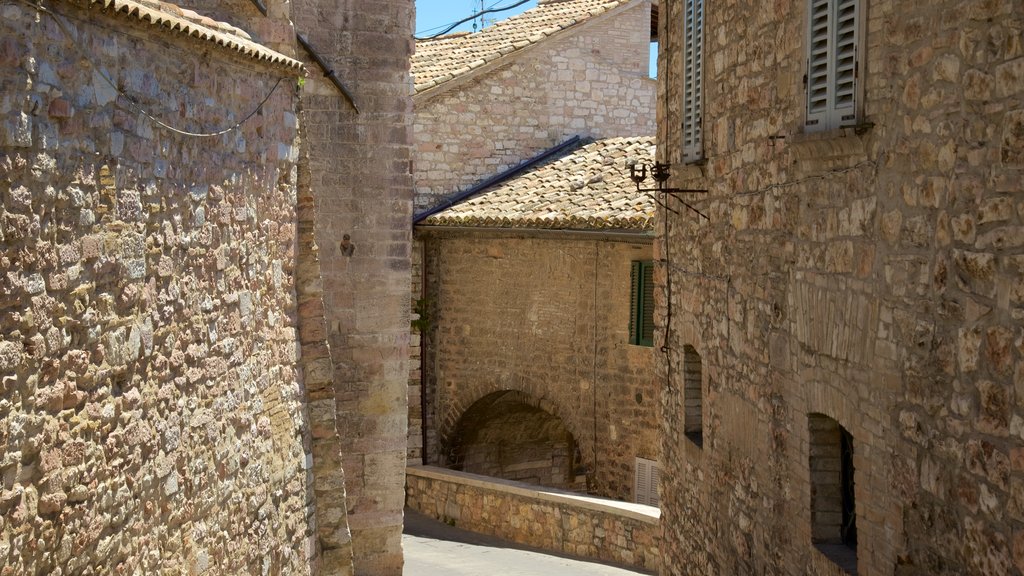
441, 390, 585, 490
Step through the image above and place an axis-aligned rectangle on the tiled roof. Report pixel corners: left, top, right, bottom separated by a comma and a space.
413, 0, 631, 94
58, 0, 304, 72
421, 136, 656, 231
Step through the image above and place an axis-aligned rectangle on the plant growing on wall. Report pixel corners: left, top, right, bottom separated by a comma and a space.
411, 298, 432, 332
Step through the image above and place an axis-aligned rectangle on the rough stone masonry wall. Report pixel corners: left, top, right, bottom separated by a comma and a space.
406, 465, 661, 572
420, 231, 658, 501
657, 0, 1024, 575
167, 3, 357, 572
412, 1, 657, 214
0, 4, 315, 575
290, 0, 415, 574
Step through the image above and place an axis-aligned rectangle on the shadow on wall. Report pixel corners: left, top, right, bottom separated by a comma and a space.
444, 390, 586, 491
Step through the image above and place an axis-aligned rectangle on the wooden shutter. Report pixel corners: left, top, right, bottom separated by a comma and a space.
806, 0, 859, 131
635, 457, 661, 507
682, 0, 704, 162
805, 0, 831, 129
635, 457, 650, 504
630, 261, 641, 344
831, 0, 858, 128
640, 262, 654, 346
650, 462, 661, 508
630, 261, 654, 347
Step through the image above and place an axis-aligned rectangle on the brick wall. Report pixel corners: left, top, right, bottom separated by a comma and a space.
413, 1, 656, 213
419, 231, 658, 501
657, 0, 1024, 575
406, 465, 661, 572
0, 4, 314, 574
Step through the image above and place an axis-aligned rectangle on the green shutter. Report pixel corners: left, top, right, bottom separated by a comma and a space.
630, 261, 641, 344
640, 262, 655, 346
630, 261, 655, 347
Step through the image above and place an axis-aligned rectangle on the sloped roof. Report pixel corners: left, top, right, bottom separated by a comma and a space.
413, 0, 633, 94
420, 136, 656, 231
57, 0, 303, 72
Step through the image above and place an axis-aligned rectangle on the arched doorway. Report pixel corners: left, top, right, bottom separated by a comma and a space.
444, 391, 583, 490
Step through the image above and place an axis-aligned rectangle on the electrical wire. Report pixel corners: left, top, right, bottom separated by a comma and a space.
21, 0, 285, 138
415, 0, 533, 40
735, 160, 877, 197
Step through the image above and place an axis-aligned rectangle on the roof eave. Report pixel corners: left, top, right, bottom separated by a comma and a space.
58, 0, 305, 73
414, 224, 656, 242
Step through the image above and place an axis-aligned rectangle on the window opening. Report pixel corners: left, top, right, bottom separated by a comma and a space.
809, 413, 858, 575
683, 345, 703, 448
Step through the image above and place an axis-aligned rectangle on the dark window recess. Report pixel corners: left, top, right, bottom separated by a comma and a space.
840, 427, 857, 547
630, 261, 655, 347
810, 413, 858, 575
683, 345, 703, 448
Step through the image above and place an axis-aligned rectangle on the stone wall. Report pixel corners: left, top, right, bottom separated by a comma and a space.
406, 465, 661, 572
657, 0, 1024, 575
419, 230, 658, 501
408, 245, 425, 465
412, 1, 656, 214
0, 3, 315, 574
290, 0, 415, 573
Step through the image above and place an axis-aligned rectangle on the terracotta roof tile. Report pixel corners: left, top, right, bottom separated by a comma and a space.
422, 136, 656, 231
413, 0, 630, 94
59, 0, 303, 72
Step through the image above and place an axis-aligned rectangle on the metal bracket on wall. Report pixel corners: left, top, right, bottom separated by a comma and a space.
296, 33, 360, 114
628, 162, 709, 221
249, 0, 267, 16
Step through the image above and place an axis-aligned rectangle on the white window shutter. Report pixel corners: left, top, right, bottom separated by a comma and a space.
805, 0, 831, 129
830, 0, 858, 128
635, 457, 651, 505
806, 0, 860, 131
635, 457, 661, 507
650, 462, 661, 508
682, 0, 704, 162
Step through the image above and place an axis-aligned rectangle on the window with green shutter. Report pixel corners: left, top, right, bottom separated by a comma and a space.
630, 261, 655, 347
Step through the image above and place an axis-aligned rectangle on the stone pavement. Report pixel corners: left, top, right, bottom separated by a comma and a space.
403, 509, 654, 576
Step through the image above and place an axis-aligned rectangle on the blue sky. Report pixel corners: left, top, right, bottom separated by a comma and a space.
415, 0, 538, 38
414, 0, 657, 75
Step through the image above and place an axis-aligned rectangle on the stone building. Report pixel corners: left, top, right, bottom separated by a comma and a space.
0, 0, 412, 574
412, 0, 657, 214
408, 0, 660, 502
416, 136, 661, 501
656, 0, 1023, 575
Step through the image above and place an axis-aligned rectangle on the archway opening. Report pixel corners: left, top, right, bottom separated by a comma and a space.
445, 391, 582, 490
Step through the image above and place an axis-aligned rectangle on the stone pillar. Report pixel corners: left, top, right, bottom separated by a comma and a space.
290, 0, 415, 574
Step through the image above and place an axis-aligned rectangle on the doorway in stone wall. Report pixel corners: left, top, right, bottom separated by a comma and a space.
445, 390, 584, 491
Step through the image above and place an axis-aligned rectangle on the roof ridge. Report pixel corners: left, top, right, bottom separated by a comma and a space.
413, 0, 634, 94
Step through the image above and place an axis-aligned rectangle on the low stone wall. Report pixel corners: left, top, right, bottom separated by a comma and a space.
405, 465, 660, 573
